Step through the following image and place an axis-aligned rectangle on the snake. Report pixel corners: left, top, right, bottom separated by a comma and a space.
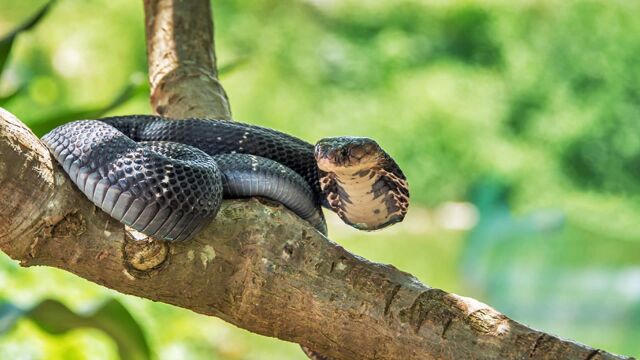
42, 115, 409, 241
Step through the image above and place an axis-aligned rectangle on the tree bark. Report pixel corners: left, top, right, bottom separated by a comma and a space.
0, 1, 634, 359
143, 0, 231, 118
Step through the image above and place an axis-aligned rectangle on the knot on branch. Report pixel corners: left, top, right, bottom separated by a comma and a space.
123, 229, 169, 273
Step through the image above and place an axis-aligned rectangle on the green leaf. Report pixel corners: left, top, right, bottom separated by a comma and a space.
0, 38, 14, 79
0, 0, 57, 76
0, 298, 150, 360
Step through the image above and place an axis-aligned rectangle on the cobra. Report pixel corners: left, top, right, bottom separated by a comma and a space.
42, 116, 410, 240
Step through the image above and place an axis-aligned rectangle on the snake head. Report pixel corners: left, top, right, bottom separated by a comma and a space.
314, 136, 409, 231
314, 137, 382, 173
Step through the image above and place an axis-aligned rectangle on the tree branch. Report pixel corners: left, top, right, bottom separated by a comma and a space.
143, 0, 231, 118
0, 0, 634, 359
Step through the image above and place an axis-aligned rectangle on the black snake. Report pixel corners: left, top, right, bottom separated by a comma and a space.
42, 115, 409, 240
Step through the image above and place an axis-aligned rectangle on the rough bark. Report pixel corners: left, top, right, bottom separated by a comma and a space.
0, 0, 635, 359
143, 0, 231, 118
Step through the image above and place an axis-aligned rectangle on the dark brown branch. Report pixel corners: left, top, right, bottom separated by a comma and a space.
0, 0, 635, 359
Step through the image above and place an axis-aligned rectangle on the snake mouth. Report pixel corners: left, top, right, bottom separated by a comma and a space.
314, 137, 381, 172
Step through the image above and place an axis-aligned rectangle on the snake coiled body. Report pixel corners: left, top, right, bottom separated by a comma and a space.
42, 115, 409, 241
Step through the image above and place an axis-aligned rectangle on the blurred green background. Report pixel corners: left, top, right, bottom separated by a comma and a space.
1, 0, 640, 358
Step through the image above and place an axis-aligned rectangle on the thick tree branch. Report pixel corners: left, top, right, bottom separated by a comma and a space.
0, 0, 634, 359
0, 108, 633, 360
143, 0, 231, 118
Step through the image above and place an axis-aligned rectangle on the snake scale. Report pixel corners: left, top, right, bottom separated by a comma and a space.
42, 115, 409, 240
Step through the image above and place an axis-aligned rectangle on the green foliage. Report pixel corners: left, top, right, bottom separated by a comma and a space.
0, 0, 55, 108
0, 298, 150, 360
563, 111, 640, 194
0, 1, 55, 76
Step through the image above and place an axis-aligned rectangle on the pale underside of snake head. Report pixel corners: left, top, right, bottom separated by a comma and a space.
314, 136, 410, 231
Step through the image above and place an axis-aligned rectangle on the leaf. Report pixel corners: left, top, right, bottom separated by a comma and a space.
0, 298, 150, 360
0, 39, 14, 80
0, 0, 57, 76
83, 299, 151, 360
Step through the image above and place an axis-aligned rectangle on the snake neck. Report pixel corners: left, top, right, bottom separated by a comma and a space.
319, 165, 409, 230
